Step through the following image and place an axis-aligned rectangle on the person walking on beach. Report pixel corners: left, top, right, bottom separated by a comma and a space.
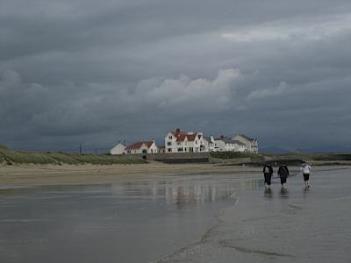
301, 163, 312, 188
263, 163, 273, 189
278, 165, 289, 189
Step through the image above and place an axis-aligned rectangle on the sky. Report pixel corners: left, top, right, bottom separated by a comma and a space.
1, 0, 351, 152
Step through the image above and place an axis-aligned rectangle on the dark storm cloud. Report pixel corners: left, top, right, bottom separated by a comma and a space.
1, 0, 351, 151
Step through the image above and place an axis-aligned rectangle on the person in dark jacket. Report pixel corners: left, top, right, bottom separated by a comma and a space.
278, 165, 289, 188
263, 163, 273, 188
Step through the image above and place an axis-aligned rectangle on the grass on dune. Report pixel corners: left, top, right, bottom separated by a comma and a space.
0, 146, 146, 165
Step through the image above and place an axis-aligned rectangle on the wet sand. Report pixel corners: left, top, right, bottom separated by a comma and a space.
0, 169, 260, 263
0, 162, 261, 188
156, 166, 351, 263
1, 165, 350, 262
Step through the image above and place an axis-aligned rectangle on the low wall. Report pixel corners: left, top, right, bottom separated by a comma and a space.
146, 152, 209, 163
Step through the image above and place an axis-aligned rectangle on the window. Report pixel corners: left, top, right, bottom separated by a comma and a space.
168, 136, 172, 139
177, 148, 183, 152
168, 148, 172, 152
167, 142, 172, 146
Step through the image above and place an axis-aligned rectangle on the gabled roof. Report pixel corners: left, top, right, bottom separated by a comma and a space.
171, 129, 200, 142
111, 143, 126, 148
125, 141, 154, 150
203, 136, 211, 142
235, 134, 256, 142
231, 140, 246, 146
215, 137, 246, 145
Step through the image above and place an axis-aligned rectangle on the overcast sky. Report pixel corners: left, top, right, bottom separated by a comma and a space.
1, 0, 351, 152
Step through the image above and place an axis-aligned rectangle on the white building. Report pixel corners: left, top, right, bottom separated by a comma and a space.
203, 137, 214, 152
125, 140, 158, 154
165, 128, 208, 153
232, 134, 258, 153
110, 143, 126, 155
210, 136, 246, 152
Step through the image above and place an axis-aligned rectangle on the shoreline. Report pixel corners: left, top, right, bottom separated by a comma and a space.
1, 162, 350, 189
0, 162, 261, 189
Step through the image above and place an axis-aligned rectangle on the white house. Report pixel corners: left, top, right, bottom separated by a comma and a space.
110, 143, 126, 155
210, 136, 246, 152
125, 140, 158, 154
203, 137, 214, 152
165, 128, 208, 153
232, 134, 258, 153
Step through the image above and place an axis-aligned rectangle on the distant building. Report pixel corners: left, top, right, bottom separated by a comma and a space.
232, 134, 258, 153
110, 143, 126, 155
165, 128, 208, 153
210, 136, 246, 152
158, 146, 166, 153
203, 137, 214, 152
125, 140, 158, 154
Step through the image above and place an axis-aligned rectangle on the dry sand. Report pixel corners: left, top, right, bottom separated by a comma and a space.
0, 162, 259, 188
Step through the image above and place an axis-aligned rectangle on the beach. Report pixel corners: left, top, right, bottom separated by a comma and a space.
1, 164, 350, 262
0, 162, 261, 188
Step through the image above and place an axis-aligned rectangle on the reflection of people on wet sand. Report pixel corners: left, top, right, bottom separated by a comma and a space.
264, 187, 273, 198
301, 163, 312, 189
263, 163, 273, 189
278, 165, 289, 190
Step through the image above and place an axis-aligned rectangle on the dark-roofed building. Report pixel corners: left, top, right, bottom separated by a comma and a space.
232, 134, 258, 153
210, 136, 247, 152
125, 140, 158, 154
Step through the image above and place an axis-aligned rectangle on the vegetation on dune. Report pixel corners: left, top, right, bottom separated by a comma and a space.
0, 144, 9, 150
0, 146, 146, 165
210, 151, 351, 166
210, 151, 263, 160
1, 143, 351, 166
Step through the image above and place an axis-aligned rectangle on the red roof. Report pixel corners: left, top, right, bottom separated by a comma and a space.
171, 129, 200, 142
125, 141, 154, 150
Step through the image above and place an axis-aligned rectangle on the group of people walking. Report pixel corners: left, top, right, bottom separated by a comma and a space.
262, 162, 311, 190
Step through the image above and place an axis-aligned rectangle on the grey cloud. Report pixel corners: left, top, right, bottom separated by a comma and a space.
1, 0, 351, 151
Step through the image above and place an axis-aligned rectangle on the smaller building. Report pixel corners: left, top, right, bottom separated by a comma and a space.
210, 136, 246, 152
203, 137, 213, 152
110, 143, 126, 155
158, 146, 166, 153
232, 134, 258, 153
125, 140, 158, 154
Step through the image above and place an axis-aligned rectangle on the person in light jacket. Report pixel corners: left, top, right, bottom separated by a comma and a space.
301, 163, 312, 188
